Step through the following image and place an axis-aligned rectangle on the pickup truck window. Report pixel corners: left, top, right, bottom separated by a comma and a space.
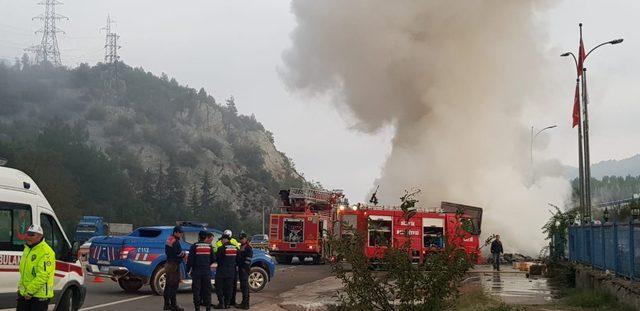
0, 202, 32, 251
136, 229, 162, 238
76, 224, 97, 233
183, 231, 198, 244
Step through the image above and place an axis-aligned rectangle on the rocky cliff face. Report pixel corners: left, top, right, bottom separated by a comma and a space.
0, 61, 305, 225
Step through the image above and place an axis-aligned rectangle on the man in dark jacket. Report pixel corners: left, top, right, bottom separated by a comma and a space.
235, 232, 253, 309
187, 231, 216, 311
491, 234, 504, 271
213, 234, 238, 309
164, 226, 186, 311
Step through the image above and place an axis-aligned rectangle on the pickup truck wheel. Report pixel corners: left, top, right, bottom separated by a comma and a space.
118, 278, 143, 293
248, 266, 268, 292
55, 288, 75, 311
150, 265, 167, 296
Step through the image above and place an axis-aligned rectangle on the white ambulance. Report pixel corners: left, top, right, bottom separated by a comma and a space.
0, 165, 85, 310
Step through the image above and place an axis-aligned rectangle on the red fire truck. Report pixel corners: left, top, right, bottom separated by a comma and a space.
269, 188, 346, 264
336, 201, 483, 264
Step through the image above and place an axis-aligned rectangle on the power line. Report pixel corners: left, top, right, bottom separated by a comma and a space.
26, 0, 68, 66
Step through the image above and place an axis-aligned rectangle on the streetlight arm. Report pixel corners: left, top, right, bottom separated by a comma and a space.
561, 52, 579, 76
585, 39, 623, 59
535, 125, 557, 138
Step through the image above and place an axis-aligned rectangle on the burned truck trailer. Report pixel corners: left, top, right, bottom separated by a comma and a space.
336, 201, 483, 264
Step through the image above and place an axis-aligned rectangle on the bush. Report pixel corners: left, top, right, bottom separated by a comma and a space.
197, 137, 223, 157
233, 143, 264, 169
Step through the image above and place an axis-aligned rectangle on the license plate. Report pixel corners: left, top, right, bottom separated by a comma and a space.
99, 266, 110, 273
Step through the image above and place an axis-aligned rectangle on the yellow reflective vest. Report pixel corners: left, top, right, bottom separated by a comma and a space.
214, 238, 239, 252
18, 240, 56, 299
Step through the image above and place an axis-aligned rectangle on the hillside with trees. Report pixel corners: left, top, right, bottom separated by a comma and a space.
571, 175, 640, 206
0, 58, 306, 234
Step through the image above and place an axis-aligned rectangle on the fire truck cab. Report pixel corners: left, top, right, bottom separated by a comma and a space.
336, 201, 483, 264
269, 188, 345, 264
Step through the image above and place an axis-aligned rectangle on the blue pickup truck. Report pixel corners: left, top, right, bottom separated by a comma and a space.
85, 223, 276, 295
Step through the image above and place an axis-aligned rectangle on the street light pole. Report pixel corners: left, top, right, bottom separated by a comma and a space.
561, 23, 622, 223
530, 125, 557, 167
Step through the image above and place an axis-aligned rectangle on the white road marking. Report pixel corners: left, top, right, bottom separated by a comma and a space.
78, 295, 153, 310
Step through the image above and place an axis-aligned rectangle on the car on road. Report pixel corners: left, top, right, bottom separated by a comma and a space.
0, 166, 86, 310
86, 223, 276, 295
250, 234, 269, 251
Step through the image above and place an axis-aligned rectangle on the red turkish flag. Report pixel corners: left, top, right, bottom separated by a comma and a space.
572, 83, 580, 127
577, 38, 586, 76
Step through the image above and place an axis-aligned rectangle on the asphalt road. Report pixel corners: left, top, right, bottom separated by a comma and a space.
78, 264, 332, 311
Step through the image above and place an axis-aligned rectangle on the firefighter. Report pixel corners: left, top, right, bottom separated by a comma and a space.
17, 225, 55, 311
214, 229, 240, 305
491, 234, 504, 271
213, 234, 237, 309
235, 232, 253, 309
164, 226, 186, 311
187, 230, 216, 311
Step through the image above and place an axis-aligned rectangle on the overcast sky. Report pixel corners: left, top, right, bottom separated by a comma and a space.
1, 1, 638, 201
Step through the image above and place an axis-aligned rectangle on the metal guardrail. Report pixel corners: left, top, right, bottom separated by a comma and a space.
568, 221, 640, 280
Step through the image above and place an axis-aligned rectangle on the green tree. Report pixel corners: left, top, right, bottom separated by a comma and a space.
165, 163, 186, 221
199, 170, 214, 214
187, 182, 200, 218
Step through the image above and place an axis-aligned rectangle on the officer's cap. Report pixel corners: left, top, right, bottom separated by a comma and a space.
198, 230, 208, 239
173, 226, 183, 233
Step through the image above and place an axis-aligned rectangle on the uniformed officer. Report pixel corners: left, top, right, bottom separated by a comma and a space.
17, 224, 55, 311
235, 232, 253, 310
213, 234, 237, 309
214, 229, 239, 305
164, 226, 186, 311
187, 231, 216, 311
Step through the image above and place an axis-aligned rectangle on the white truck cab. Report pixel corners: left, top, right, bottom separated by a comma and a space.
0, 166, 85, 310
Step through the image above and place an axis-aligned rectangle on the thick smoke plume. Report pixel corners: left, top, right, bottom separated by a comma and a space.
282, 0, 570, 255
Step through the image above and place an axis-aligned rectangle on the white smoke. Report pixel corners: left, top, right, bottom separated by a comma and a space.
281, 0, 571, 255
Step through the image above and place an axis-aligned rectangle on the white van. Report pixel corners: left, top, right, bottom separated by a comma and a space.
0, 166, 85, 310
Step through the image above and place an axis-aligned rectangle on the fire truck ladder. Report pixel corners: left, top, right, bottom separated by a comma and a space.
288, 188, 336, 205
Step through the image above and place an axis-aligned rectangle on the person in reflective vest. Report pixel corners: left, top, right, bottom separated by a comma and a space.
17, 224, 55, 311
187, 231, 216, 311
213, 234, 237, 309
235, 232, 253, 310
213, 229, 240, 251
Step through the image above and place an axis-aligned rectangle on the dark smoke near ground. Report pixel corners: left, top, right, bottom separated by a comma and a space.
281, 0, 571, 255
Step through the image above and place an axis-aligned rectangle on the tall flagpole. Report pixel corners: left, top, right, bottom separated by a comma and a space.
576, 78, 586, 222
582, 67, 592, 222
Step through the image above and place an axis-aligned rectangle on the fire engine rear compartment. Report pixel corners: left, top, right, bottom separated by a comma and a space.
269, 213, 328, 263
337, 204, 482, 264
